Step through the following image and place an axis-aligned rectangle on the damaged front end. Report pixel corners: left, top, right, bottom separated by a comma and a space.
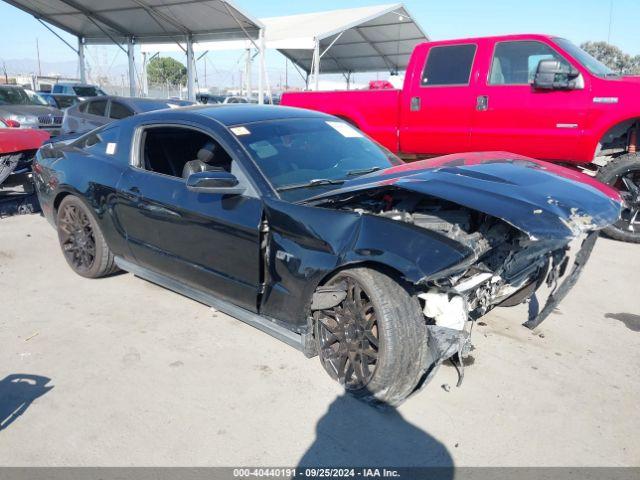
306, 158, 619, 385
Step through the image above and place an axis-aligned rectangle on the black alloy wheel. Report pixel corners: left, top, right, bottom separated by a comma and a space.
316, 276, 379, 390
597, 153, 640, 243
615, 170, 640, 233
58, 202, 97, 274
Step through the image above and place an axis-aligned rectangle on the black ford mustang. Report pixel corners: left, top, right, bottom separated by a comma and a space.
34, 105, 620, 405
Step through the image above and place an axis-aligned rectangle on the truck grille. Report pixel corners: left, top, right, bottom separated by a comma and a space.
38, 115, 63, 126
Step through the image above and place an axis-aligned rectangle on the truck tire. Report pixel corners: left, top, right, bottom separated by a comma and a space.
596, 153, 640, 243
56, 195, 119, 278
314, 267, 429, 406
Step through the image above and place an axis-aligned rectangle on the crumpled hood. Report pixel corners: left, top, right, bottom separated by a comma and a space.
308, 152, 622, 240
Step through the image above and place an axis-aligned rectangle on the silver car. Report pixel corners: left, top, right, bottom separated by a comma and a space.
62, 96, 194, 134
0, 85, 64, 135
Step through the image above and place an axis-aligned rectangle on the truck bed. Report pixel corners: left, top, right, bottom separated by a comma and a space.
282, 89, 401, 152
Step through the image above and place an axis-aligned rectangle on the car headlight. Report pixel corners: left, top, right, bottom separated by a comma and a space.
8, 114, 39, 128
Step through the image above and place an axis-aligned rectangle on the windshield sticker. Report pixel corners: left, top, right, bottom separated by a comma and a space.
326, 121, 363, 138
105, 142, 117, 155
231, 126, 251, 136
249, 140, 278, 159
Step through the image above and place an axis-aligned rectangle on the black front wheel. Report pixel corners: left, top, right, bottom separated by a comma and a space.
314, 268, 429, 406
597, 154, 640, 243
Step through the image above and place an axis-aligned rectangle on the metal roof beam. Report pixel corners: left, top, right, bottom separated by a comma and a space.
55, 0, 131, 36
355, 26, 396, 73
129, 0, 191, 35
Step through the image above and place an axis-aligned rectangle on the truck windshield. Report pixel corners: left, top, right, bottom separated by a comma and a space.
553, 38, 617, 77
73, 86, 105, 96
233, 118, 402, 200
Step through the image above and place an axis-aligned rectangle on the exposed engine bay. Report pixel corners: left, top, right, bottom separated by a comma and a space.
316, 188, 596, 384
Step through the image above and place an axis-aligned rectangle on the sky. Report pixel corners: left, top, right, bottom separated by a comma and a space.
1, 0, 639, 88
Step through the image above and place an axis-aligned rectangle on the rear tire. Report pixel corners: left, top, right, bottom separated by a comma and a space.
596, 153, 640, 243
314, 268, 428, 406
56, 195, 119, 278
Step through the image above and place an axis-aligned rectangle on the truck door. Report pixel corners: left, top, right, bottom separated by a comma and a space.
400, 42, 478, 155
471, 39, 588, 161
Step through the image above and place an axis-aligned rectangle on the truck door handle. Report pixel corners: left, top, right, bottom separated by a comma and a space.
410, 96, 421, 111
476, 95, 489, 111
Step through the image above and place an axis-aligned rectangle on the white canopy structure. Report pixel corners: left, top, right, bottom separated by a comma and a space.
3, 0, 265, 101
141, 3, 429, 90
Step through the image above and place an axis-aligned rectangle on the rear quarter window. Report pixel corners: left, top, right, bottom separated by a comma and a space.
421, 44, 477, 86
74, 126, 122, 159
87, 100, 107, 116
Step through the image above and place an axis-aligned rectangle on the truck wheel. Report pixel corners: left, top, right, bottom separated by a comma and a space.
314, 268, 428, 406
56, 195, 119, 278
597, 153, 640, 243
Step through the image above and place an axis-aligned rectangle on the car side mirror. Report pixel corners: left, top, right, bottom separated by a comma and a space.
186, 170, 245, 195
533, 59, 581, 90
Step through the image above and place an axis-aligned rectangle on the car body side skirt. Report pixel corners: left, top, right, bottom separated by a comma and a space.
114, 256, 307, 352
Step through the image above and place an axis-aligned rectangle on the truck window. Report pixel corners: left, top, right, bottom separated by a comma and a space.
489, 41, 569, 85
421, 44, 476, 86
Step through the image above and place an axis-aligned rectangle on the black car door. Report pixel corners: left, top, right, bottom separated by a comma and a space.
114, 123, 263, 313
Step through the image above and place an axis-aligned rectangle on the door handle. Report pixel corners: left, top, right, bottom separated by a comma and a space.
410, 96, 421, 112
128, 186, 142, 204
476, 95, 489, 111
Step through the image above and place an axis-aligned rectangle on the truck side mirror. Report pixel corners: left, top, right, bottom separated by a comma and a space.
533, 59, 581, 90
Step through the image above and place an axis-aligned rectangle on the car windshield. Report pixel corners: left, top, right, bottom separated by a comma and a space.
0, 87, 43, 106
233, 118, 402, 200
25, 90, 50, 106
553, 38, 617, 77
73, 86, 104, 96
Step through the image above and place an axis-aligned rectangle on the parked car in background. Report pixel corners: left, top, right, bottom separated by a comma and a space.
282, 33, 640, 242
61, 96, 194, 134
0, 85, 64, 136
33, 105, 620, 406
51, 83, 106, 100
196, 93, 227, 104
0, 126, 50, 216
39, 93, 80, 110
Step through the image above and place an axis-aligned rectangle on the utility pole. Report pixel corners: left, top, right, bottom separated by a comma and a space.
36, 38, 42, 77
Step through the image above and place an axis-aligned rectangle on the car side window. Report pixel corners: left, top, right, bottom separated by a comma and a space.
489, 41, 570, 85
421, 44, 476, 86
87, 99, 107, 117
137, 126, 233, 179
78, 101, 89, 113
109, 102, 134, 120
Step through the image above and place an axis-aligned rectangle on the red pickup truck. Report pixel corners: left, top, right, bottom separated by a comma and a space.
282, 34, 640, 243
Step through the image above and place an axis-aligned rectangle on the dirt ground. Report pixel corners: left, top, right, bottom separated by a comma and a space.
1, 213, 639, 467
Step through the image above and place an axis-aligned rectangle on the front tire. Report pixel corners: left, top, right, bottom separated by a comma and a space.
56, 195, 118, 278
314, 268, 428, 406
597, 153, 640, 243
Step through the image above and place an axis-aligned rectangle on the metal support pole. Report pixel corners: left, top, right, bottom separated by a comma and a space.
186, 36, 195, 101
245, 48, 252, 98
141, 52, 149, 97
258, 29, 265, 104
313, 39, 320, 91
78, 37, 86, 83
127, 37, 136, 97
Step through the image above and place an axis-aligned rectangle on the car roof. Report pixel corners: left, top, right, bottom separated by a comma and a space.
172, 104, 332, 126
